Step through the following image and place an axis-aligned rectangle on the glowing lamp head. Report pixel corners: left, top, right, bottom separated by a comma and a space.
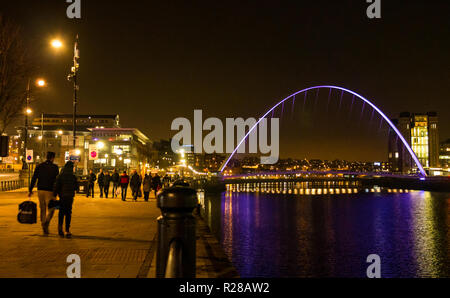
36, 79, 46, 87
97, 141, 105, 149
26, 108, 32, 115
51, 39, 63, 49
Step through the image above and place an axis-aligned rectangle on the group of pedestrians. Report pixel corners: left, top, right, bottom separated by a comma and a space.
86, 169, 120, 198
117, 170, 163, 201
86, 168, 163, 202
28, 151, 171, 237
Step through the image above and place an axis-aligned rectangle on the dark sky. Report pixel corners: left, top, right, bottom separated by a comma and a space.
2, 0, 449, 161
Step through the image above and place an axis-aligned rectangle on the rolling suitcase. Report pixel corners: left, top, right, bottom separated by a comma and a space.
18, 201, 37, 224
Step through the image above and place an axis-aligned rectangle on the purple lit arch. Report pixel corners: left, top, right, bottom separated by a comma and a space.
219, 85, 427, 177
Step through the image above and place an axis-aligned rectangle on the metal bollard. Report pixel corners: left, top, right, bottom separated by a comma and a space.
156, 186, 197, 278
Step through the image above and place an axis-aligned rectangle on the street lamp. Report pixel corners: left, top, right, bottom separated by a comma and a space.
51, 39, 63, 49
22, 78, 46, 170
36, 79, 46, 87
97, 141, 105, 149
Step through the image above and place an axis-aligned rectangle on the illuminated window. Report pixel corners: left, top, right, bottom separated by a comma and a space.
113, 145, 130, 153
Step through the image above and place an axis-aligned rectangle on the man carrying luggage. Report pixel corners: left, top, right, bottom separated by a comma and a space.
28, 151, 59, 235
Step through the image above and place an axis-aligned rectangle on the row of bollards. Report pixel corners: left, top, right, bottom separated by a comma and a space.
0, 180, 24, 192
156, 184, 198, 278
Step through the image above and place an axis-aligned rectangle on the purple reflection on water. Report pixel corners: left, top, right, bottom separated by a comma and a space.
218, 191, 450, 277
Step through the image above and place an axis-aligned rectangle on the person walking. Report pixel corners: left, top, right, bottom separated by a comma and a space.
162, 174, 170, 188
103, 171, 111, 198
53, 161, 79, 238
130, 170, 141, 202
152, 173, 162, 198
142, 173, 151, 201
119, 171, 130, 201
28, 152, 59, 235
97, 169, 105, 198
111, 169, 119, 198
87, 169, 96, 198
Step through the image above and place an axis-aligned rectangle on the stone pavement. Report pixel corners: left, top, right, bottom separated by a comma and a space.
0, 188, 238, 278
0, 188, 160, 278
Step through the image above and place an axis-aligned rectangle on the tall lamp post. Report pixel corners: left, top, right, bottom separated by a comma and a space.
22, 79, 46, 170
67, 35, 80, 149
52, 36, 80, 149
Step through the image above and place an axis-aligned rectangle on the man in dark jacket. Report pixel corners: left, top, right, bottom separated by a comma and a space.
87, 169, 96, 198
103, 171, 111, 198
119, 171, 130, 201
152, 173, 162, 197
129, 170, 141, 201
111, 169, 120, 198
97, 169, 105, 198
54, 161, 79, 238
28, 151, 59, 235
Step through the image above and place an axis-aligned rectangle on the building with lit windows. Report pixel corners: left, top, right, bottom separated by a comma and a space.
7, 114, 152, 175
16, 114, 121, 173
152, 139, 178, 169
88, 128, 152, 172
388, 112, 439, 174
192, 153, 226, 172
439, 139, 450, 171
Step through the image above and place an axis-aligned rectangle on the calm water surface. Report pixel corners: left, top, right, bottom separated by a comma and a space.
203, 189, 450, 277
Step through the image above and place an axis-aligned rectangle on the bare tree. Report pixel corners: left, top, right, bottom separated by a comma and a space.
0, 15, 35, 134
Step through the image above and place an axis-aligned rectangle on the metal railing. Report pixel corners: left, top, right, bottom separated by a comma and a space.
0, 179, 24, 192
156, 184, 197, 278
165, 239, 183, 278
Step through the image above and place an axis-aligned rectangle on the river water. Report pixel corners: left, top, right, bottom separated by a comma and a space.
201, 185, 450, 278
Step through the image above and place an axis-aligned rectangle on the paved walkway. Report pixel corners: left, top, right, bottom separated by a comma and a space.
0, 189, 160, 278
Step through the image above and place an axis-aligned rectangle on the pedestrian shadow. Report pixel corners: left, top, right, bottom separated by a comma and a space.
71, 234, 151, 243
120, 200, 154, 203
31, 233, 151, 243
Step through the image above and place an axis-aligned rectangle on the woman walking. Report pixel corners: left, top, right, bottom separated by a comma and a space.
129, 170, 141, 201
152, 173, 162, 198
53, 161, 79, 238
143, 174, 152, 201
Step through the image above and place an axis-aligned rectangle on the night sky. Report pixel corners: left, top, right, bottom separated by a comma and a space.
2, 0, 449, 161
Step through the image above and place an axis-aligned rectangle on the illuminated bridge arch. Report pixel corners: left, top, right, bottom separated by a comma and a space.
219, 85, 427, 177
